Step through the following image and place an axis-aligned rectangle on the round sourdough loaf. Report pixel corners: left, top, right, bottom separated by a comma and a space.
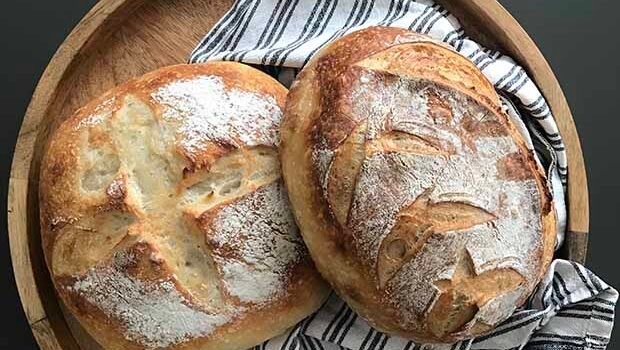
280, 27, 556, 343
40, 62, 329, 350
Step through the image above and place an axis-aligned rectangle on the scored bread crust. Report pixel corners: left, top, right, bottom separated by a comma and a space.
40, 62, 329, 350
280, 27, 555, 343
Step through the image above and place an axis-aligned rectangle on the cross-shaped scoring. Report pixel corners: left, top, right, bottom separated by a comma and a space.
40, 63, 324, 349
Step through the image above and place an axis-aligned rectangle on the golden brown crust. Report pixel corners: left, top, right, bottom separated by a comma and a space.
281, 27, 555, 343
40, 62, 329, 350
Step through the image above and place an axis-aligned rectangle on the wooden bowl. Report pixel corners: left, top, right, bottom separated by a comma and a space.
7, 0, 589, 348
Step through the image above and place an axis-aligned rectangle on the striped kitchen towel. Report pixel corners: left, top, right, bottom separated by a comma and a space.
188, 0, 617, 349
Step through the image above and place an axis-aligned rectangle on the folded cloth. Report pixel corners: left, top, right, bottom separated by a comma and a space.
188, 0, 617, 348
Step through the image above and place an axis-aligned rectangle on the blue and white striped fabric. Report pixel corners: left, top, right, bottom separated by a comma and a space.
188, 0, 617, 348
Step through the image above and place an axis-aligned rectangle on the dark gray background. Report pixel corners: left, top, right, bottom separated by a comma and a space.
1, 0, 618, 348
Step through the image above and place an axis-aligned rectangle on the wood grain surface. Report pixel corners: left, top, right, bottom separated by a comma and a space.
7, 0, 589, 348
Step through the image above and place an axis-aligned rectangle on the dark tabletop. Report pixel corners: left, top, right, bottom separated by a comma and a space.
1, 0, 618, 348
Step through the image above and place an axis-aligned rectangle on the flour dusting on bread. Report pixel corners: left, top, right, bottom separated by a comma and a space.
205, 181, 303, 304
67, 246, 230, 348
152, 75, 282, 152
76, 96, 116, 129
320, 74, 543, 326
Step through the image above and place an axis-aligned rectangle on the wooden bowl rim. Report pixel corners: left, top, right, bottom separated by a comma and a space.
7, 0, 589, 348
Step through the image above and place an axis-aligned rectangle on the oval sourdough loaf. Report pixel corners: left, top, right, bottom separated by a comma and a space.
280, 27, 556, 343
40, 62, 329, 350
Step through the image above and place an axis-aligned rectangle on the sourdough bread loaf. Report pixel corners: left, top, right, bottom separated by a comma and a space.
40, 62, 329, 350
280, 27, 556, 343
